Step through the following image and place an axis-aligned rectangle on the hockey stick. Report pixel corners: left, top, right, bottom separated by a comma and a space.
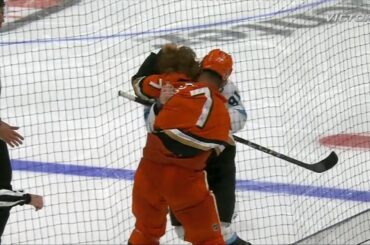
118, 90, 338, 173
118, 90, 153, 106
232, 135, 338, 173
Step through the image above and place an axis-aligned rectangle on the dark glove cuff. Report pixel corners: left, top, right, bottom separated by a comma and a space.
23, 194, 31, 204
153, 102, 163, 115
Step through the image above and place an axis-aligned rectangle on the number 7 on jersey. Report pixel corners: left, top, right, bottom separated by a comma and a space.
190, 87, 213, 128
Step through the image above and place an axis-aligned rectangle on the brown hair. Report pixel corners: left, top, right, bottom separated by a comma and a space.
157, 45, 200, 80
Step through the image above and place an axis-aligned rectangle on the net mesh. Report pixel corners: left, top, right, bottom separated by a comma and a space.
0, 0, 369, 244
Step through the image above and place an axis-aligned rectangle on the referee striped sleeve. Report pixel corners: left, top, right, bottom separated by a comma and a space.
0, 189, 31, 208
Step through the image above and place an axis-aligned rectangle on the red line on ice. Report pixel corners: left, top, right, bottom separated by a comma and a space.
6, 0, 62, 9
320, 134, 370, 149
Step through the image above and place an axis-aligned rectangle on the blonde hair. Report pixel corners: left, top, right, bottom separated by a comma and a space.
157, 45, 200, 80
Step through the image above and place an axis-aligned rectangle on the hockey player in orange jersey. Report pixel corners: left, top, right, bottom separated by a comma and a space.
128, 46, 234, 245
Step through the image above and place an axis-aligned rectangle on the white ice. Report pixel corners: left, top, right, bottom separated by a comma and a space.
0, 0, 369, 244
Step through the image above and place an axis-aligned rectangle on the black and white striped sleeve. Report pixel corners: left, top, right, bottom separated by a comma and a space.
0, 189, 31, 208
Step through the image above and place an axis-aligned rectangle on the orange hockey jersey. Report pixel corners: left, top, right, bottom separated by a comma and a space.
142, 81, 233, 170
155, 82, 232, 154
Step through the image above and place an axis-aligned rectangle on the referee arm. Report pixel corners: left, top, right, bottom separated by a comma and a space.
0, 190, 43, 210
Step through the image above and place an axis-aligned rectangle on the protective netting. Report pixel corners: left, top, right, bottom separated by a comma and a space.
0, 0, 369, 244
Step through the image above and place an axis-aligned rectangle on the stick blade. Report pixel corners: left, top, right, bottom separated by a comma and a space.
311, 151, 338, 173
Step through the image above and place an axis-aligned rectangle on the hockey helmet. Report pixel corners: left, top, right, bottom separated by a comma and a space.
201, 49, 233, 82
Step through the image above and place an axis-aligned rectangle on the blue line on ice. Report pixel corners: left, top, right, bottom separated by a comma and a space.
12, 159, 370, 203
0, 0, 335, 45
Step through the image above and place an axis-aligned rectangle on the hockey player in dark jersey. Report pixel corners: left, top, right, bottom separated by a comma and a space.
131, 44, 249, 245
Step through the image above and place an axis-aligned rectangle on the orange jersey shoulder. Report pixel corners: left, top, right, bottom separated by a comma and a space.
154, 82, 231, 152
132, 72, 192, 100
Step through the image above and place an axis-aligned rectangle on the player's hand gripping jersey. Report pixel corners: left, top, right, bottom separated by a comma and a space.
132, 72, 191, 101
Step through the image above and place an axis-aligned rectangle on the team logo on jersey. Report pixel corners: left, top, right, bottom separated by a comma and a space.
0, 0, 80, 33
212, 223, 220, 232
